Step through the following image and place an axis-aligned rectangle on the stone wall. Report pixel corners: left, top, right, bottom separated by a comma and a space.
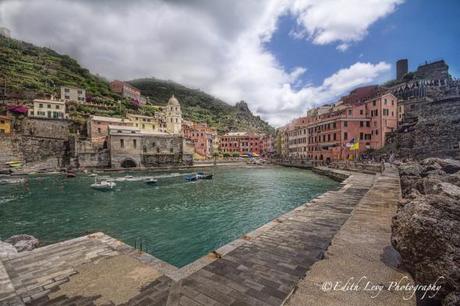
20, 118, 70, 140
109, 133, 190, 168
76, 140, 110, 168
387, 96, 460, 160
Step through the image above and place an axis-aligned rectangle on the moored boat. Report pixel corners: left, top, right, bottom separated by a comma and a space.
90, 178, 116, 191
144, 178, 158, 185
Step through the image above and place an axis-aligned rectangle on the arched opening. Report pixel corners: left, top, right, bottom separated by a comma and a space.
319, 155, 323, 160
120, 158, 137, 168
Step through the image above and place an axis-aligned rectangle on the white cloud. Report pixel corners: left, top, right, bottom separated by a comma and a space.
289, 0, 404, 49
0, 0, 397, 127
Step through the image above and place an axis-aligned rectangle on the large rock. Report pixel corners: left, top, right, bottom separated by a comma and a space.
5, 234, 39, 252
393, 159, 460, 305
0, 241, 18, 258
392, 194, 459, 303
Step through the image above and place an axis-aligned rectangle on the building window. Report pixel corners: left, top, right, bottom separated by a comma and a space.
47, 104, 51, 108
170, 148, 174, 153
120, 139, 124, 148
65, 88, 70, 92
360, 121, 364, 127
348, 110, 352, 115
56, 105, 60, 109
360, 110, 363, 115
133, 139, 137, 148
344, 121, 348, 127
373, 100, 376, 106
344, 132, 348, 140
97, 128, 101, 133
366, 121, 370, 127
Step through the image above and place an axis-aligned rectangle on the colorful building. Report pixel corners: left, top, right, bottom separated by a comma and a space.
182, 121, 217, 158
0, 115, 12, 134
28, 99, 67, 120
306, 91, 398, 162
127, 113, 166, 133
110, 80, 142, 104
287, 116, 309, 159
87, 115, 133, 144
220, 132, 271, 156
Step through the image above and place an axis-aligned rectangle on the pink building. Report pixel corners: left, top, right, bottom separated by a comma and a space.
182, 121, 217, 158
306, 92, 398, 162
220, 132, 270, 156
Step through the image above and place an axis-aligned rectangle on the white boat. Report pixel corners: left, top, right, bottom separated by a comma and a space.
144, 177, 158, 185
91, 178, 116, 191
124, 175, 138, 182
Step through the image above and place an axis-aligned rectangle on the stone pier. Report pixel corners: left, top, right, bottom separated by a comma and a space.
0, 167, 414, 305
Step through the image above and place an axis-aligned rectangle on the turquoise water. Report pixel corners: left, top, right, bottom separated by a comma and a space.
0, 166, 339, 267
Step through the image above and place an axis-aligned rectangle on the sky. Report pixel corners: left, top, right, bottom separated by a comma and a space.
0, 0, 459, 127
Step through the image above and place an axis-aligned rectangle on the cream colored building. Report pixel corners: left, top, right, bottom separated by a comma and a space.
60, 86, 86, 103
28, 99, 68, 119
126, 113, 166, 133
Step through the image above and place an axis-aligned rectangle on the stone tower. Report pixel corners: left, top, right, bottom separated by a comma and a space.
396, 59, 408, 80
166, 95, 182, 134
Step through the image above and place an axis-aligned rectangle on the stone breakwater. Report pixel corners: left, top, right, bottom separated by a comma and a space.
392, 158, 460, 305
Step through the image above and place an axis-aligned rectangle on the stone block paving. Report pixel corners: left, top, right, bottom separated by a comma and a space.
1, 169, 375, 306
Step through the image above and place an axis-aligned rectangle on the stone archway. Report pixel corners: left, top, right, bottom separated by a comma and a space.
120, 158, 137, 168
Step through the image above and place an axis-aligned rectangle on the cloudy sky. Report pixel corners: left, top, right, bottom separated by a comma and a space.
1, 0, 459, 126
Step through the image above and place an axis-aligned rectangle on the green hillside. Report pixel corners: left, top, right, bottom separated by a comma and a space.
0, 35, 274, 134
130, 78, 274, 134
0, 35, 114, 100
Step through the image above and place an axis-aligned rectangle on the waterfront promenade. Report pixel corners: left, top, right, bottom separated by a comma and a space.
0, 167, 414, 305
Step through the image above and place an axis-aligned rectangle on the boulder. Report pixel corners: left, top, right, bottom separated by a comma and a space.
399, 162, 423, 177
0, 241, 18, 258
5, 234, 39, 252
421, 158, 460, 174
392, 194, 460, 304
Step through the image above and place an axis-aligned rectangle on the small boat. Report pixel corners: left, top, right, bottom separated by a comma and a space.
89, 173, 97, 177
196, 172, 213, 180
66, 172, 76, 178
91, 178, 116, 191
124, 175, 137, 182
184, 174, 198, 181
144, 178, 158, 185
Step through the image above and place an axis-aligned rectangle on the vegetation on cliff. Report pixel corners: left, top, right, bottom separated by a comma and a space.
0, 36, 274, 134
130, 78, 274, 134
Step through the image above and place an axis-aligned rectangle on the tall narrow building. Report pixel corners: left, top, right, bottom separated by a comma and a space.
166, 95, 182, 134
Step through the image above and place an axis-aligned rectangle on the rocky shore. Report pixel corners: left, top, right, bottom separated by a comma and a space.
392, 158, 460, 305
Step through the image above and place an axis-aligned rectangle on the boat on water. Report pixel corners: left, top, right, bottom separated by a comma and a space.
184, 174, 198, 181
144, 178, 158, 185
197, 172, 213, 180
90, 178, 116, 191
185, 172, 213, 181
124, 175, 138, 182
0, 177, 26, 185
66, 172, 76, 178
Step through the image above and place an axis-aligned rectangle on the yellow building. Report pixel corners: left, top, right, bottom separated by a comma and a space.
126, 113, 166, 133
0, 115, 12, 134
